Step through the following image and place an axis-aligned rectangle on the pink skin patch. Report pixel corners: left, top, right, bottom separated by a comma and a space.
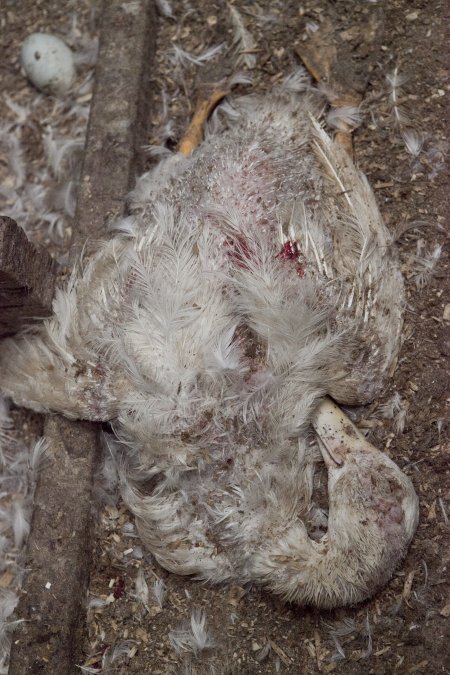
375, 496, 404, 533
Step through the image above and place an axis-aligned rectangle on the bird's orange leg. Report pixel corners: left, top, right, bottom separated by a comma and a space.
177, 87, 228, 157
295, 21, 364, 159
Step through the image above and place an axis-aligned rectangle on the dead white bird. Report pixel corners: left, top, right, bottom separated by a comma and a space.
0, 83, 418, 608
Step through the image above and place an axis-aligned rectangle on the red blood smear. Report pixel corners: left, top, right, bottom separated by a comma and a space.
113, 576, 126, 599
276, 241, 305, 277
225, 237, 305, 276
278, 240, 300, 260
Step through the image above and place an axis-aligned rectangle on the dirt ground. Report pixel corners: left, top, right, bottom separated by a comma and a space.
1, 0, 449, 673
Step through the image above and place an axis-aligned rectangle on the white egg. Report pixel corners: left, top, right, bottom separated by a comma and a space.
21, 33, 75, 95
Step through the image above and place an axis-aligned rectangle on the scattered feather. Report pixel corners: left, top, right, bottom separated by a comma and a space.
394, 407, 408, 434
101, 640, 137, 670
379, 392, 402, 419
324, 613, 373, 662
324, 617, 357, 638
170, 43, 224, 68
412, 244, 442, 287
12, 500, 29, 549
228, 4, 257, 69
43, 128, 84, 181
306, 21, 320, 33
327, 106, 362, 131
386, 67, 412, 127
87, 595, 108, 611
169, 609, 215, 654
386, 67, 405, 87
425, 141, 448, 180
402, 128, 424, 157
331, 635, 346, 661
362, 612, 373, 659
0, 590, 20, 664
255, 642, 271, 662
281, 68, 310, 93
438, 497, 448, 525
155, 0, 173, 17
77, 665, 100, 674
378, 393, 408, 435
386, 66, 427, 161
134, 568, 149, 610
152, 577, 166, 608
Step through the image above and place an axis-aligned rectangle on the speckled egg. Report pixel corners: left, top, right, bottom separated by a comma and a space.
21, 33, 75, 95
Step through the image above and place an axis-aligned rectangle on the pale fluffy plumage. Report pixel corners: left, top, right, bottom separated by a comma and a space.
0, 87, 417, 608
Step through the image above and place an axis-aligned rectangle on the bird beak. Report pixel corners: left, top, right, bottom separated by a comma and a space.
313, 397, 371, 468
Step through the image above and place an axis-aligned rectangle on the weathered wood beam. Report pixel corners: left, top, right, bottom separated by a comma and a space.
73, 0, 158, 256
8, 419, 99, 674
8, 1, 157, 673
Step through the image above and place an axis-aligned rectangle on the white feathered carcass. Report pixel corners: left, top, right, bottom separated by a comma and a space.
0, 83, 418, 608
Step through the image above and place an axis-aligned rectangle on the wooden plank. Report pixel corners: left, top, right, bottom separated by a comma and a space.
8, 419, 99, 675
73, 0, 157, 256
8, 1, 157, 672
0, 216, 56, 338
